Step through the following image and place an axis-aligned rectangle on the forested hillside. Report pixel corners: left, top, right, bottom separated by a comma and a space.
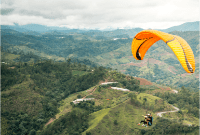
1, 28, 199, 91
1, 59, 107, 135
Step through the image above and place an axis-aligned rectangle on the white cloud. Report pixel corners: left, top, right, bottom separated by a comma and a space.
1, 0, 199, 29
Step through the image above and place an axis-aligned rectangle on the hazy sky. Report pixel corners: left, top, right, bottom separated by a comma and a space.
1, 0, 199, 29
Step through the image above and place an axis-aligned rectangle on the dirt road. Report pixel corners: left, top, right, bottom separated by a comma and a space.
157, 105, 179, 117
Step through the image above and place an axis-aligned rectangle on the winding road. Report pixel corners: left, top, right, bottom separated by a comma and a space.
156, 105, 179, 117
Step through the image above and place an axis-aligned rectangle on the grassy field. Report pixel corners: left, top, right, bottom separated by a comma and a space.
1, 52, 20, 62
55, 86, 97, 119
137, 93, 173, 112
81, 88, 200, 135
82, 108, 111, 135
2, 45, 66, 62
85, 100, 158, 135
137, 93, 161, 104
80, 89, 165, 134
72, 70, 87, 76
44, 85, 130, 128
42, 83, 199, 134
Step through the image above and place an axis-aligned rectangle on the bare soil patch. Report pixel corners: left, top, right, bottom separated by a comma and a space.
168, 66, 177, 74
134, 77, 153, 85
8, 66, 16, 69
195, 74, 199, 78
45, 118, 55, 127
180, 73, 191, 77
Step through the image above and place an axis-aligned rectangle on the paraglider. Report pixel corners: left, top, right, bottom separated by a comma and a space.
138, 114, 153, 127
131, 30, 195, 73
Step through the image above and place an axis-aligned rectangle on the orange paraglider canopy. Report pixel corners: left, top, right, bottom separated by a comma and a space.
131, 30, 195, 73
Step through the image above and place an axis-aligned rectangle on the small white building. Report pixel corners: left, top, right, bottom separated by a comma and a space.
101, 82, 118, 85
113, 38, 120, 40
1, 62, 8, 64
111, 87, 130, 92
172, 90, 178, 94
72, 98, 95, 104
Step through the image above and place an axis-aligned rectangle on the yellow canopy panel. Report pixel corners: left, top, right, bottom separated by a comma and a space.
131, 30, 195, 73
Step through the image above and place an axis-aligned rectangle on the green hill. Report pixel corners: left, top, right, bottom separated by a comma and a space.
41, 70, 198, 135
1, 58, 106, 135
1, 58, 199, 135
41, 81, 199, 135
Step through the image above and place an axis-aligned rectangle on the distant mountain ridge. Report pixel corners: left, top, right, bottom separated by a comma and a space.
161, 21, 199, 32
1, 21, 199, 36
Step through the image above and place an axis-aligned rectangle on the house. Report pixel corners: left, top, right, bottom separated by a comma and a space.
72, 98, 95, 104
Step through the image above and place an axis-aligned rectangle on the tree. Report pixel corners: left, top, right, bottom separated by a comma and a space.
143, 98, 147, 107
128, 93, 136, 99
114, 120, 118, 125
143, 98, 147, 102
67, 58, 71, 67
141, 129, 146, 135
86, 132, 91, 135
155, 99, 158, 104
1, 117, 11, 135
29, 129, 36, 135
98, 86, 101, 92
77, 95, 82, 99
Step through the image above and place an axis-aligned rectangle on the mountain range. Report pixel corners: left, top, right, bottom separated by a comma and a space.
161, 21, 199, 32
1, 21, 199, 36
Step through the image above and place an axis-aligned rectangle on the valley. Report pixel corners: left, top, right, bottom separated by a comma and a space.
1, 22, 199, 135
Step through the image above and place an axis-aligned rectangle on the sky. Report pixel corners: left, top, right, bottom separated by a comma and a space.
1, 0, 199, 30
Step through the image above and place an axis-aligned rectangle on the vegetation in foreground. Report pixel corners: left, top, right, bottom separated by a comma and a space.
1, 58, 199, 135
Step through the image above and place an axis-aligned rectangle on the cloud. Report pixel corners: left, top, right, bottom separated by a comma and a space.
1, 0, 199, 29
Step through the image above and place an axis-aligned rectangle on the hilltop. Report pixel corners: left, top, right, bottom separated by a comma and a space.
1, 58, 199, 135
41, 71, 199, 135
